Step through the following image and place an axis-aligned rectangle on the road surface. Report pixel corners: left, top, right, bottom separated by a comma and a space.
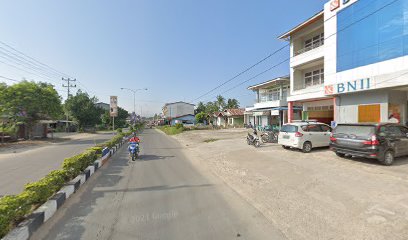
31, 129, 285, 240
0, 133, 114, 196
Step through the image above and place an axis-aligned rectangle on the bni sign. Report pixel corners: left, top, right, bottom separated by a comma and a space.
110, 96, 118, 117
325, 78, 371, 95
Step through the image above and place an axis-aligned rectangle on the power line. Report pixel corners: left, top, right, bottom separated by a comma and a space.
191, 44, 289, 102
0, 40, 73, 79
62, 78, 77, 98
197, 0, 401, 103
192, 0, 399, 103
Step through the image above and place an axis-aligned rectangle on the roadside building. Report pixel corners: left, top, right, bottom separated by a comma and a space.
162, 101, 195, 126
215, 112, 226, 127
245, 76, 301, 127
278, 10, 334, 125
95, 102, 110, 111
223, 108, 245, 127
280, 0, 408, 125
324, 0, 408, 124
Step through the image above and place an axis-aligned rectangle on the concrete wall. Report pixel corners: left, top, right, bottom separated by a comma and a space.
335, 90, 389, 123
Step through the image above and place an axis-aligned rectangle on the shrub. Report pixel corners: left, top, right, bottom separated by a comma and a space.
24, 169, 69, 204
0, 194, 31, 238
174, 123, 183, 129
62, 150, 96, 179
116, 128, 122, 133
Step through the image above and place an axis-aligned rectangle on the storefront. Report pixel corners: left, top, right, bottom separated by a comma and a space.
300, 99, 334, 125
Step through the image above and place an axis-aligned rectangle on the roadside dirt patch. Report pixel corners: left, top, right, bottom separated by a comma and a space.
173, 128, 408, 240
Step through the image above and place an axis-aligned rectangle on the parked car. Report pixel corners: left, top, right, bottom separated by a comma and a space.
330, 123, 408, 166
278, 121, 331, 153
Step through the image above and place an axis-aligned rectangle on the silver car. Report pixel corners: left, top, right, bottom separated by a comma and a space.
278, 121, 332, 153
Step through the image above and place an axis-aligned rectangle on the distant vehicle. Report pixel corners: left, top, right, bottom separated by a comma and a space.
330, 123, 408, 166
278, 121, 331, 153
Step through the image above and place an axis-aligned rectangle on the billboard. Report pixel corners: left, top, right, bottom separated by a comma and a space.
110, 96, 118, 117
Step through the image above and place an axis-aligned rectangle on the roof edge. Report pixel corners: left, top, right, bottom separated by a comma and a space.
277, 10, 324, 40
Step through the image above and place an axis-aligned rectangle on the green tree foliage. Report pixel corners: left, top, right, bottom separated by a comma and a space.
101, 107, 129, 129
195, 101, 206, 114
205, 101, 219, 114
215, 95, 226, 111
65, 90, 103, 129
226, 98, 240, 109
195, 112, 207, 123
0, 81, 63, 137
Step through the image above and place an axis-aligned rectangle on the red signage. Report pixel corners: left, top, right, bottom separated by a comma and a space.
330, 0, 340, 11
325, 85, 334, 95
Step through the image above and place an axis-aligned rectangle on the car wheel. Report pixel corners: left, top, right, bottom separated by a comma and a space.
302, 142, 312, 153
335, 152, 346, 158
380, 150, 394, 166
282, 145, 289, 149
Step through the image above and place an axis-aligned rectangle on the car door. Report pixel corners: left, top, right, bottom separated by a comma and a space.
397, 126, 408, 156
304, 124, 323, 147
319, 124, 332, 147
383, 125, 405, 157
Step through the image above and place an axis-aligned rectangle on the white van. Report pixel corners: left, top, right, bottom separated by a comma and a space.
278, 121, 331, 153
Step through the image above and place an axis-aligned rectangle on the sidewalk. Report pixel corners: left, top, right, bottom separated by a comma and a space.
173, 129, 408, 240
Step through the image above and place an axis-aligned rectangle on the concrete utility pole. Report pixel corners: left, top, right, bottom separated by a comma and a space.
120, 87, 148, 125
62, 78, 76, 132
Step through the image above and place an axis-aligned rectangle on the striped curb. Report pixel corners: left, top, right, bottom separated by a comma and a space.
2, 140, 125, 240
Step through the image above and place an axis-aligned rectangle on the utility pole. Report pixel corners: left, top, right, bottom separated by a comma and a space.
62, 78, 76, 132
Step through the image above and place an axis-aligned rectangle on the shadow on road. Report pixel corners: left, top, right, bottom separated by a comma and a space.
138, 154, 175, 161
35, 150, 130, 240
95, 183, 213, 194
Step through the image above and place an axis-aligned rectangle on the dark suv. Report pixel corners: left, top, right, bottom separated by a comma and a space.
330, 123, 408, 166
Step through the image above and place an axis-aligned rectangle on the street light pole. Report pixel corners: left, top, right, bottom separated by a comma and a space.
120, 87, 148, 124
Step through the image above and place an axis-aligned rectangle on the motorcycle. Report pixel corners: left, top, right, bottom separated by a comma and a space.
260, 131, 279, 143
128, 142, 140, 161
246, 132, 261, 148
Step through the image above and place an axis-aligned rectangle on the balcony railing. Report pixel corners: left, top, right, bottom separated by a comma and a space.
294, 41, 324, 56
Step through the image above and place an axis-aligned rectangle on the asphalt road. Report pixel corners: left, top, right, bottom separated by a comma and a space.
0, 133, 114, 196
31, 129, 285, 240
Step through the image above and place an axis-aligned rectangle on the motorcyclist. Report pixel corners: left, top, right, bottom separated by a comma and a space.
128, 133, 140, 155
129, 133, 140, 143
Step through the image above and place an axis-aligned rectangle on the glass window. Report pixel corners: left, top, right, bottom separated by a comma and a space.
304, 68, 324, 87
320, 125, 331, 132
281, 125, 298, 133
337, 0, 408, 72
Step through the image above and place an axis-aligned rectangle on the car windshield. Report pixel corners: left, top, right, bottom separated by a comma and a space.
280, 125, 298, 133
333, 125, 376, 138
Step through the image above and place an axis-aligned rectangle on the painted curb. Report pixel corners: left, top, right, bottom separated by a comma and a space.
2, 140, 125, 240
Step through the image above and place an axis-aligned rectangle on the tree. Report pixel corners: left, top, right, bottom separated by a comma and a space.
205, 101, 219, 114
0, 81, 63, 138
226, 98, 240, 109
215, 95, 226, 111
101, 107, 129, 129
195, 101, 206, 114
195, 112, 207, 123
65, 90, 103, 129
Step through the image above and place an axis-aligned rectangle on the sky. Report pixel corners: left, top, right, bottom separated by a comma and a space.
0, 0, 325, 117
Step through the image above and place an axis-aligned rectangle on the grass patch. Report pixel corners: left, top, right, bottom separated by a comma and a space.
203, 138, 219, 143
157, 126, 185, 135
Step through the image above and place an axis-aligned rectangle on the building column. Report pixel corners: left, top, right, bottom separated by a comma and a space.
333, 97, 337, 123
288, 101, 294, 123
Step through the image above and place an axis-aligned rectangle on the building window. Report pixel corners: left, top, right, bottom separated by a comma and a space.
304, 68, 324, 87
305, 33, 324, 49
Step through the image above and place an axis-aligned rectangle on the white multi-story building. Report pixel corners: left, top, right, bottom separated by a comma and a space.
245, 76, 302, 127
280, 0, 408, 125
279, 10, 334, 125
